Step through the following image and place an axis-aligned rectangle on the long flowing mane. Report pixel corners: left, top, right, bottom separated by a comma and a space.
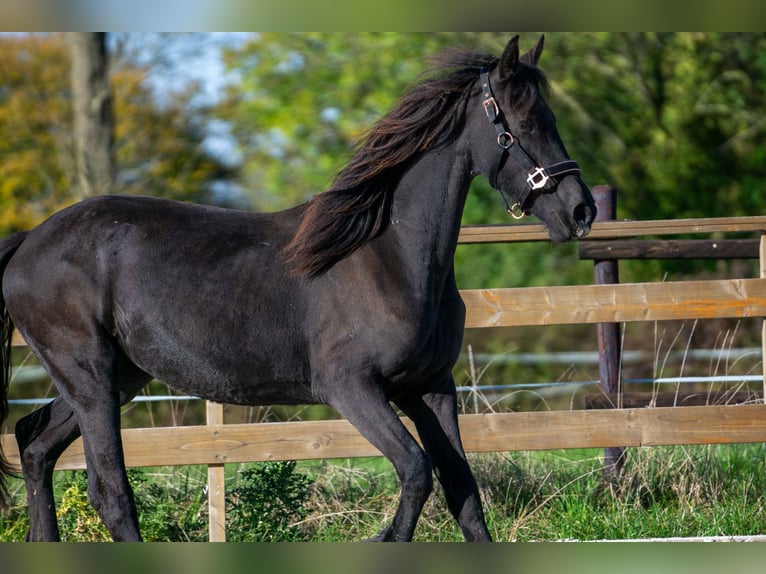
284, 49, 502, 278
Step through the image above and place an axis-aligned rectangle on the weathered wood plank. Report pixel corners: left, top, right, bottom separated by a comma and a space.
761, 234, 766, 402
457, 216, 766, 244
458, 223, 551, 243
4, 405, 766, 471
11, 330, 25, 347
458, 405, 766, 451
462, 278, 766, 328
0, 419, 386, 471
579, 239, 760, 261
206, 402, 226, 543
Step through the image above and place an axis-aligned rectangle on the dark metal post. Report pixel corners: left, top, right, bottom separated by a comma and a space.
592, 185, 625, 478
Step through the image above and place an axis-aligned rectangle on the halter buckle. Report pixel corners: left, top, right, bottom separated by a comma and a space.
482, 97, 499, 122
526, 167, 549, 191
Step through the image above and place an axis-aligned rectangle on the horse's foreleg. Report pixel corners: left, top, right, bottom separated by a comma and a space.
15, 397, 81, 541
324, 375, 433, 541
396, 377, 492, 542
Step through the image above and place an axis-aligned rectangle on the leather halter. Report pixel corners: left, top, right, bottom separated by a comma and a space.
480, 68, 581, 219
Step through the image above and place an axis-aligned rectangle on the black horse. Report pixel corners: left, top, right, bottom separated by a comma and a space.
0, 35, 594, 541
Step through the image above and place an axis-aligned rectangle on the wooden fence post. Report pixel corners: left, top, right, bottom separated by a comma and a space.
592, 185, 626, 478
761, 233, 766, 404
207, 401, 226, 542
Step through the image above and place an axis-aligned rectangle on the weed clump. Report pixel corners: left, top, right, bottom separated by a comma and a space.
226, 461, 313, 542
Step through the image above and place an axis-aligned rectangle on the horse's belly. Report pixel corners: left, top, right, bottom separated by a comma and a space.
152, 368, 318, 407
198, 377, 319, 407
125, 340, 317, 406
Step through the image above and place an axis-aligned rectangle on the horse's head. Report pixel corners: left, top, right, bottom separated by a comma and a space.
467, 35, 596, 241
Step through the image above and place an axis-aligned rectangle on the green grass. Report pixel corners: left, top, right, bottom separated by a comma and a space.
1, 443, 764, 541
475, 445, 766, 542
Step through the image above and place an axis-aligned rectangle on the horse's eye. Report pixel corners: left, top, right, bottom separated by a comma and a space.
518, 118, 536, 134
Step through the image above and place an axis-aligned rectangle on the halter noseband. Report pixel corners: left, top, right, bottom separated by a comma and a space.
480, 68, 581, 219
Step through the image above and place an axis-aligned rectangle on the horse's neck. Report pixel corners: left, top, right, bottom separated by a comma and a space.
385, 146, 472, 285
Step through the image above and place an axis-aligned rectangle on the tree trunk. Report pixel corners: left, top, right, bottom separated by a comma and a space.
68, 32, 115, 197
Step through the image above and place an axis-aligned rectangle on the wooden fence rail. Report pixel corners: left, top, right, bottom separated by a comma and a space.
4, 211, 766, 541
4, 406, 766, 472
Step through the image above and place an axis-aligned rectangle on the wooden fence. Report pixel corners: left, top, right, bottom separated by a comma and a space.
3, 204, 766, 541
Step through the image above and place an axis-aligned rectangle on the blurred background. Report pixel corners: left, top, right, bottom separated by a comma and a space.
3, 32, 766, 425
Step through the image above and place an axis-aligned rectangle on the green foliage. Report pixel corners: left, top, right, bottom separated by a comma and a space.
0, 35, 76, 233
0, 34, 238, 237
112, 66, 239, 205
0, 469, 208, 542
543, 33, 766, 222
56, 471, 111, 541
226, 461, 313, 541
219, 32, 482, 210
0, 497, 29, 542
132, 468, 208, 541
287, 445, 766, 542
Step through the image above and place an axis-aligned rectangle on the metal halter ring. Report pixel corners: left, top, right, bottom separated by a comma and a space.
497, 131, 514, 149
508, 202, 526, 220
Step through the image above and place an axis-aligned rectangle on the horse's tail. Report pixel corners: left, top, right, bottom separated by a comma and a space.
0, 231, 27, 508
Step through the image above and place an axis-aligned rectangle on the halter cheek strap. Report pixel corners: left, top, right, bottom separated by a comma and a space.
479, 69, 581, 218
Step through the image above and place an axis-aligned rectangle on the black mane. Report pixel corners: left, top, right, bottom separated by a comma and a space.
284, 50, 504, 278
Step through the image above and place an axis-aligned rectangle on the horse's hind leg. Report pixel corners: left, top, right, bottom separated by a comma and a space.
16, 353, 151, 542
395, 376, 491, 541
15, 397, 81, 541
24, 333, 146, 541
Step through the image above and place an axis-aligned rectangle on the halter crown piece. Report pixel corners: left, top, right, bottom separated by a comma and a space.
479, 68, 581, 219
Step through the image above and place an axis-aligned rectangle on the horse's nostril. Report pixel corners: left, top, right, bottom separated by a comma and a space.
573, 203, 593, 227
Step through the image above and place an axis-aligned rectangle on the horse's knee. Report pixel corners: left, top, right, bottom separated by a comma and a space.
402, 452, 433, 502
86, 472, 112, 514
85, 472, 142, 541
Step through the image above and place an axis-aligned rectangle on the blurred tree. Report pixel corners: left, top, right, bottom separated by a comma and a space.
539, 32, 766, 282
0, 34, 238, 236
0, 35, 74, 233
112, 65, 238, 203
68, 32, 116, 198
219, 32, 484, 211
542, 32, 766, 222
220, 32, 766, 287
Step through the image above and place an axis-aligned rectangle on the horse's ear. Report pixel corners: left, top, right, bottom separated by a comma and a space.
498, 35, 520, 80
521, 35, 545, 66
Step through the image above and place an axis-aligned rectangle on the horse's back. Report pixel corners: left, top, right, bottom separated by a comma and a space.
20, 194, 297, 249
10, 194, 302, 271
5, 195, 295, 307
3, 195, 316, 402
